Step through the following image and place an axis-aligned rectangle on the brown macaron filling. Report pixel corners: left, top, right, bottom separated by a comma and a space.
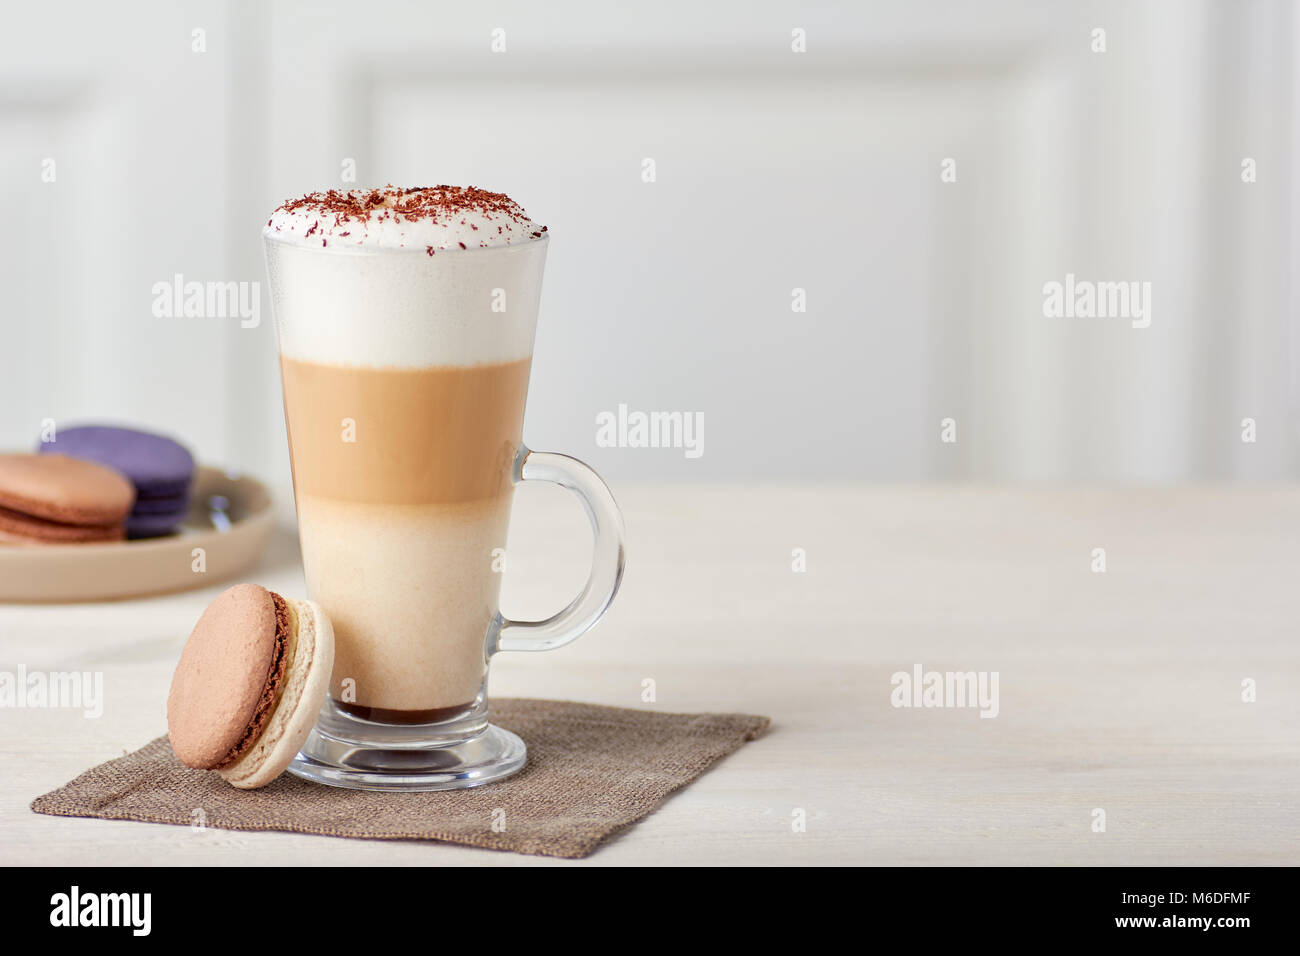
214, 592, 294, 769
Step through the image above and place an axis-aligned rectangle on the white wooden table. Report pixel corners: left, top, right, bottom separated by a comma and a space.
3, 485, 1298, 865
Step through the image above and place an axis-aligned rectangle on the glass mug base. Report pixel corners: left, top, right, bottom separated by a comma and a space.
287, 696, 526, 792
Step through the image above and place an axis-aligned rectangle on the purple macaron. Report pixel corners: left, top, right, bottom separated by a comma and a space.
38, 425, 195, 537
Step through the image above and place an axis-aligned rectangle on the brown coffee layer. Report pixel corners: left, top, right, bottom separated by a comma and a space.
280, 356, 531, 505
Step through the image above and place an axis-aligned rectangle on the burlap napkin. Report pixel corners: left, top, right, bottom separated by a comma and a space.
31, 698, 770, 858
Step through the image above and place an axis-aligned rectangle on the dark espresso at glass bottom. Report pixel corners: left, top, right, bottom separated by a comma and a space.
336, 700, 476, 724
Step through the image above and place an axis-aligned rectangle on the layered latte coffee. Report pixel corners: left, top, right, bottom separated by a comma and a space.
264, 186, 549, 721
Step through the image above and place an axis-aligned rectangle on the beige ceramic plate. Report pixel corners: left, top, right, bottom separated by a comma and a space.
0, 466, 274, 603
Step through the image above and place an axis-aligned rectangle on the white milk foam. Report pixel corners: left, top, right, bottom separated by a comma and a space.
264, 187, 548, 368
266, 187, 544, 251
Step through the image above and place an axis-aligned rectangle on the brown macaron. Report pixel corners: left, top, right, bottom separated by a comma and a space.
0, 453, 135, 543
167, 583, 334, 789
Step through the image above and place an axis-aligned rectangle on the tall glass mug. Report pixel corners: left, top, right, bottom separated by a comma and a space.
263, 192, 624, 791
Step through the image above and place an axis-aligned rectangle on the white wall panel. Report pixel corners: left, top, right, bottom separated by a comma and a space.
0, 0, 240, 469
0, 0, 1293, 491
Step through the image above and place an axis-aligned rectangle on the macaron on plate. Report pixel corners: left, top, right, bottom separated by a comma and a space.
38, 425, 197, 538
0, 463, 274, 603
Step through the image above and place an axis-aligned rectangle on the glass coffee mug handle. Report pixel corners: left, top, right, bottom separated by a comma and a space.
490, 445, 626, 654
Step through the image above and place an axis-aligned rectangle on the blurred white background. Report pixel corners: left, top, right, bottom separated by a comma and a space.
1, 0, 1296, 496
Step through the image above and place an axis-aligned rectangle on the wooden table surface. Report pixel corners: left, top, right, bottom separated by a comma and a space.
3, 484, 1298, 865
